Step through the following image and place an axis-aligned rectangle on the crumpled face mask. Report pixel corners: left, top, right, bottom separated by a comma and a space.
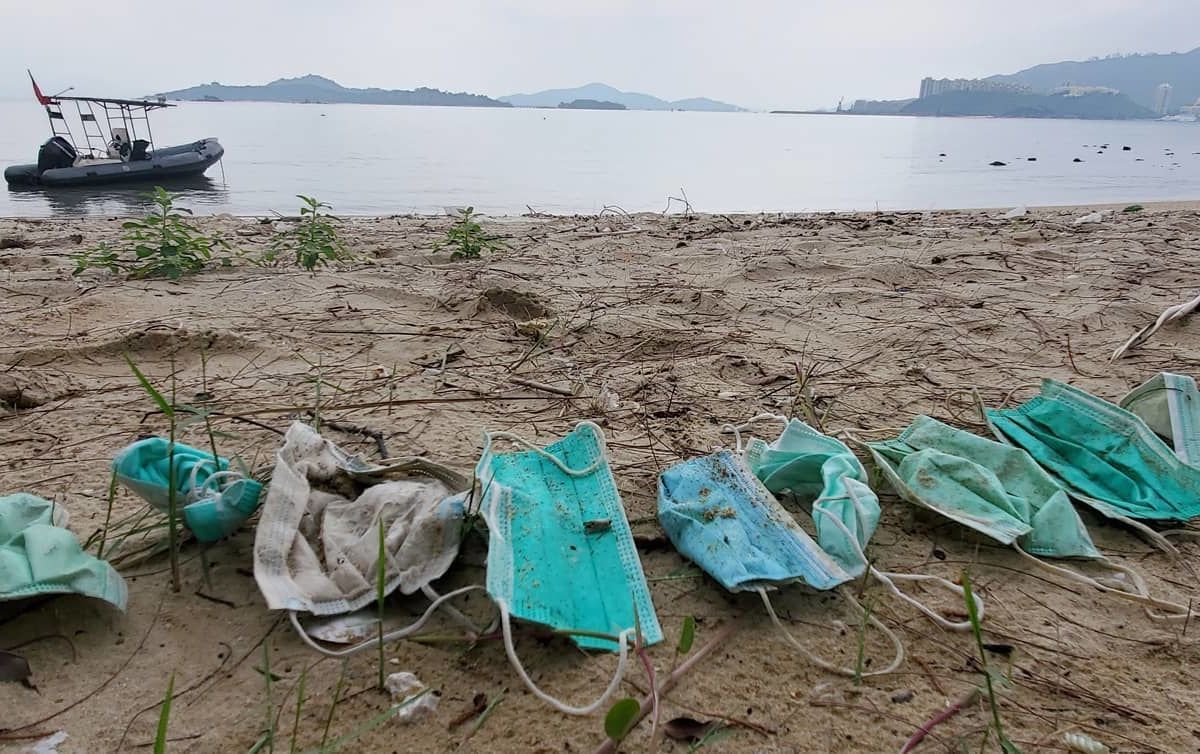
476, 421, 661, 715
255, 422, 479, 655
0, 493, 127, 611
658, 443, 903, 678
113, 437, 263, 543
987, 379, 1200, 525
1120, 372, 1200, 467
869, 415, 1191, 621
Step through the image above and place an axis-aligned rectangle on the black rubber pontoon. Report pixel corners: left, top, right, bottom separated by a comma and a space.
4, 137, 224, 187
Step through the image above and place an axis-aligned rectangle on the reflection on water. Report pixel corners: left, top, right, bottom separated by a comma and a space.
5, 176, 229, 216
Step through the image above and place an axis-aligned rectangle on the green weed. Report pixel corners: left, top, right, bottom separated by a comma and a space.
434, 207, 506, 260
74, 187, 229, 279
153, 672, 175, 754
962, 570, 1022, 754
261, 195, 353, 271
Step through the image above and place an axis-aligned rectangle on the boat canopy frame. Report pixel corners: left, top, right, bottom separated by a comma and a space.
29, 70, 173, 158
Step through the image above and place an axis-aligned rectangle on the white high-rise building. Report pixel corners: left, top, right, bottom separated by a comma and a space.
1154, 83, 1173, 115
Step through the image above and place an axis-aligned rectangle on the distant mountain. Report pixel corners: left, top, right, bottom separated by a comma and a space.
156, 75, 510, 108
500, 83, 741, 112
558, 99, 626, 110
901, 89, 1153, 119
989, 47, 1200, 110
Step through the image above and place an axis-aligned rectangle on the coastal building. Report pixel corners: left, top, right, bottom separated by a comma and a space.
918, 77, 1031, 98
1154, 83, 1173, 115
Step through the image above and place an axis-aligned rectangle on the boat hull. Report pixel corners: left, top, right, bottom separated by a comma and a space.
4, 138, 223, 187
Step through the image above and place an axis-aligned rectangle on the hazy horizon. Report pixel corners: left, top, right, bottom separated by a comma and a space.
1, 1, 1198, 110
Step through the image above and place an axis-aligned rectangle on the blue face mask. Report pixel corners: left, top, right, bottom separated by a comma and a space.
987, 379, 1200, 524
477, 421, 661, 714
658, 446, 903, 678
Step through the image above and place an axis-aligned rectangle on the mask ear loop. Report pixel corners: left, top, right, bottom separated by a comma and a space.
758, 587, 903, 677
485, 428, 608, 477
288, 583, 490, 658
1011, 544, 1191, 621
721, 413, 790, 454
812, 505, 976, 632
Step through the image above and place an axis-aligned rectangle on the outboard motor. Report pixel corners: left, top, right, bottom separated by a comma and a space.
37, 136, 76, 173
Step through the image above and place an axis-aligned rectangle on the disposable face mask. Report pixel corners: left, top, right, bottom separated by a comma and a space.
658, 445, 903, 678
987, 379, 1200, 526
255, 423, 480, 655
731, 414, 973, 633
113, 437, 263, 543
869, 415, 1190, 621
477, 421, 661, 715
0, 493, 127, 611
1120, 373, 1200, 467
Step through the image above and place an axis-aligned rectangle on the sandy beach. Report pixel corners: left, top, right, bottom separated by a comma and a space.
2, 204, 1199, 753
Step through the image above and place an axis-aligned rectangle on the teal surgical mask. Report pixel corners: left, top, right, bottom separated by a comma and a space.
870, 415, 1190, 621
1120, 373, 1200, 467
1, 493, 127, 610
477, 422, 661, 714
114, 437, 263, 543
659, 435, 904, 678
987, 379, 1200, 525
728, 415, 973, 633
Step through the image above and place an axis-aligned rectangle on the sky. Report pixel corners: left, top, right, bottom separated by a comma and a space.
1, 1, 1198, 110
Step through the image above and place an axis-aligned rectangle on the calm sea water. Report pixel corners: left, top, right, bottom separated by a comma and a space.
1, 100, 1198, 217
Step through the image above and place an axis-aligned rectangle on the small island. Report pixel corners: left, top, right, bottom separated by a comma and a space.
557, 99, 627, 110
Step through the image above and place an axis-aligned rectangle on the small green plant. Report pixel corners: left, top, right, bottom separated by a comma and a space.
434, 207, 506, 260
154, 673, 175, 754
963, 570, 1022, 754
74, 187, 229, 279
263, 195, 352, 271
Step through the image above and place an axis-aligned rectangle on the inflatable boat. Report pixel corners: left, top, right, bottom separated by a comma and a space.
4, 72, 224, 189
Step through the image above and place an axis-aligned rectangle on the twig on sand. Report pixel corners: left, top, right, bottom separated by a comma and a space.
592, 623, 738, 754
898, 688, 980, 754
508, 376, 576, 397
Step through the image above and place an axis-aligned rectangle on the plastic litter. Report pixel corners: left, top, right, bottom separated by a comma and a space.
1002, 206, 1027, 219
385, 672, 439, 723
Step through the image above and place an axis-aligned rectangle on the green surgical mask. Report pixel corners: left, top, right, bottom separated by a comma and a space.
987, 379, 1200, 524
867, 415, 1099, 559
0, 493, 127, 610
870, 416, 1190, 621
477, 422, 661, 715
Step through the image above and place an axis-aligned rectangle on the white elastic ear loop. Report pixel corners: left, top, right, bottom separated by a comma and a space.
812, 506, 976, 632
182, 458, 223, 504
720, 413, 789, 454
485, 429, 606, 477
758, 588, 903, 677
289, 584, 488, 658
498, 599, 632, 716
1012, 545, 1191, 621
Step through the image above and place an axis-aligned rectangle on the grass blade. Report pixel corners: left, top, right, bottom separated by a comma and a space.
154, 672, 175, 754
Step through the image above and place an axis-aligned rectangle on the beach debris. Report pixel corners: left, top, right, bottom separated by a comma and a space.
1027, 157, 1037, 161
29, 731, 69, 754
1064, 731, 1111, 753
899, 688, 980, 754
1122, 204, 1144, 213
0, 236, 29, 250
514, 317, 556, 339
988, 161, 1007, 167
1073, 211, 1106, 226
0, 649, 32, 687
1073, 157, 1084, 162
1010, 230, 1042, 245
593, 384, 620, 414
890, 689, 915, 703
447, 693, 488, 730
1002, 206, 1027, 219
662, 717, 719, 742
1122, 145, 1132, 151
1111, 291, 1200, 360
384, 672, 439, 723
